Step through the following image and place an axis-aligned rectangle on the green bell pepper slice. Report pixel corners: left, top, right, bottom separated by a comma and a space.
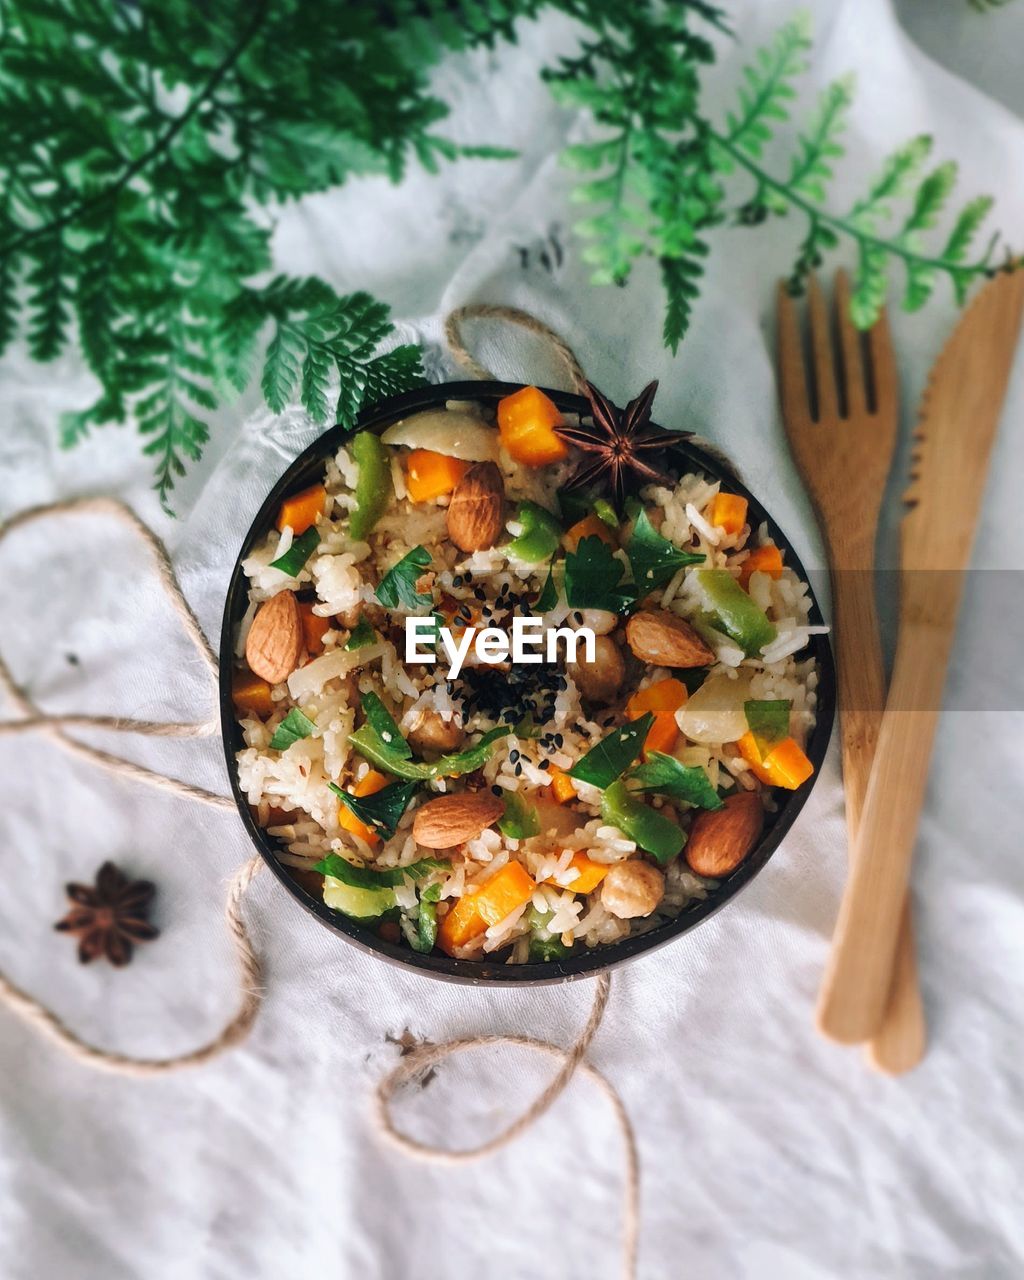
507, 501, 563, 563
693, 568, 777, 657
600, 780, 685, 866
349, 431, 392, 541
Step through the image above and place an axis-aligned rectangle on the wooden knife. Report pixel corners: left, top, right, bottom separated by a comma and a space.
816, 270, 1024, 1044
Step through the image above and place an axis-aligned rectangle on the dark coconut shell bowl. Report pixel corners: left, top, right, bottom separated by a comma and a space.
219, 381, 835, 985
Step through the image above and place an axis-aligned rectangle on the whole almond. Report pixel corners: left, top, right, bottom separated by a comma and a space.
413, 791, 505, 850
447, 462, 505, 552
245, 590, 304, 685
685, 791, 764, 877
625, 608, 715, 668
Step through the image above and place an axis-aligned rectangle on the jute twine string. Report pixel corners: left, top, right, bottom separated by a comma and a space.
0, 496, 262, 1074
444, 304, 590, 394
0, 315, 640, 1277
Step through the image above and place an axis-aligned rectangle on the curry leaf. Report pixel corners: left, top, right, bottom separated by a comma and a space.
314, 852, 446, 888
569, 713, 654, 788
328, 779, 419, 840
361, 692, 412, 759
268, 707, 316, 752
269, 527, 320, 577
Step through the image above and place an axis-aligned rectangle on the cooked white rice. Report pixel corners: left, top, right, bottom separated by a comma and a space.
233, 395, 824, 964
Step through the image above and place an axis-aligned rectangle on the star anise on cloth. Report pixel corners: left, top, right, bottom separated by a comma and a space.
555, 379, 692, 510
54, 862, 159, 966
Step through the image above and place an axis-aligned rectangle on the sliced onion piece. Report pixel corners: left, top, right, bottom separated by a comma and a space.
381, 411, 500, 461
675, 670, 754, 745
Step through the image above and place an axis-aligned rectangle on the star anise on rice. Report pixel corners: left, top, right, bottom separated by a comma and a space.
54, 861, 159, 966
555, 379, 691, 510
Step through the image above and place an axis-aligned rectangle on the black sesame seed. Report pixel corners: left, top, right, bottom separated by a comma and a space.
491, 784, 502, 796
509, 749, 520, 762
539, 760, 551, 770
453, 575, 463, 588
514, 763, 523, 777
474, 587, 486, 601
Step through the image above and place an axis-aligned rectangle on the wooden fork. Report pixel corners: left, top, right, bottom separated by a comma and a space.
776, 271, 926, 1074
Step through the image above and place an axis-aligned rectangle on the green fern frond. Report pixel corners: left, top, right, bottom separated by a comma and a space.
710, 26, 1008, 329
262, 324, 306, 416
360, 344, 426, 407
787, 74, 854, 203
725, 14, 811, 158
660, 250, 708, 353
0, 0, 532, 506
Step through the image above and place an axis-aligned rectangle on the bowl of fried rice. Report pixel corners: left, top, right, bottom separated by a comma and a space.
220, 380, 834, 984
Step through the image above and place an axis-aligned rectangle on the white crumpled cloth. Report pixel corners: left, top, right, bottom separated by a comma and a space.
2, 1, 1023, 1276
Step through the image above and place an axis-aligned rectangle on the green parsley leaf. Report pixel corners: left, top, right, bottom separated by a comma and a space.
350, 724, 512, 782
268, 707, 316, 752
497, 792, 541, 840
375, 546, 432, 610
361, 691, 411, 758
564, 536, 637, 612
345, 618, 377, 650
270, 527, 320, 577
535, 560, 559, 613
328, 778, 418, 840
626, 508, 705, 595
744, 700, 792, 757
313, 852, 445, 888
628, 751, 724, 811
568, 713, 654, 788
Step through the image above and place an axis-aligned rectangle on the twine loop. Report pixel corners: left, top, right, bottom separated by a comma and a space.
0, 311, 639, 1277
445, 303, 590, 394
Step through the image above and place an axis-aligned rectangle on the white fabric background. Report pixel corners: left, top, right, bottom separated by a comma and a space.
2, 1, 1023, 1277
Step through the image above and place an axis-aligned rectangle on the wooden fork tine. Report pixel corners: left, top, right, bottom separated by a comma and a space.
807, 274, 839, 423
834, 270, 867, 419
867, 300, 898, 417
776, 282, 810, 428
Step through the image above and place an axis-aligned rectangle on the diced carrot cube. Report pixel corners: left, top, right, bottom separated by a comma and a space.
547, 850, 608, 896
437, 893, 486, 954
497, 386, 568, 466
738, 543, 784, 589
232, 671, 274, 718
548, 767, 576, 805
627, 678, 687, 759
626, 677, 688, 721
474, 861, 537, 927
337, 769, 391, 845
737, 732, 814, 789
563, 513, 616, 553
277, 483, 327, 535
298, 600, 332, 652
709, 492, 749, 535
438, 862, 539, 955
404, 450, 471, 503
641, 711, 679, 760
